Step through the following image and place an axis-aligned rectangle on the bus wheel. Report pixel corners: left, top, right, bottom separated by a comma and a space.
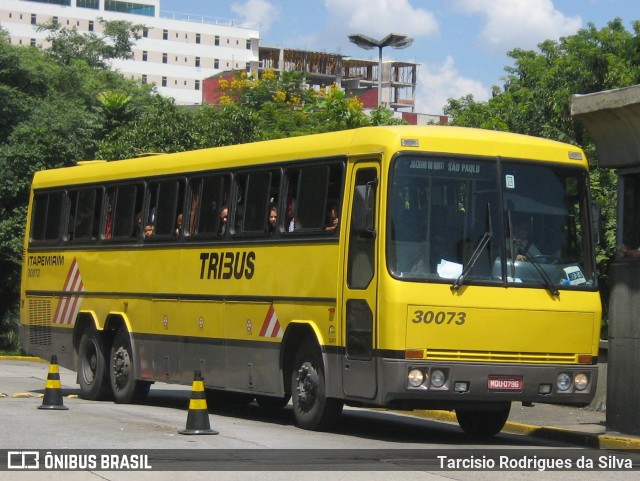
291, 338, 343, 431
255, 393, 291, 412
78, 326, 110, 400
455, 403, 511, 437
109, 328, 150, 404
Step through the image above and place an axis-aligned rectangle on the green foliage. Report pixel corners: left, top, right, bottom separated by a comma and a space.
0, 306, 20, 353
368, 107, 407, 126
38, 17, 143, 68
97, 95, 201, 158
193, 103, 260, 146
216, 70, 401, 139
0, 24, 146, 347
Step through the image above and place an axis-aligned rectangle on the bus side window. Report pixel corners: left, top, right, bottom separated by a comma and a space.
147, 179, 184, 239
106, 184, 144, 241
233, 170, 279, 235
30, 191, 65, 244
284, 161, 343, 234
297, 166, 329, 230
68, 188, 102, 242
188, 174, 230, 237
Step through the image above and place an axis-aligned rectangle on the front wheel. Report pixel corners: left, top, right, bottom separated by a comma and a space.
78, 326, 110, 400
455, 403, 511, 437
109, 328, 151, 404
290, 338, 343, 431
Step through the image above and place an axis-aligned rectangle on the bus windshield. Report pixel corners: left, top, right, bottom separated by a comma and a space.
387, 155, 596, 290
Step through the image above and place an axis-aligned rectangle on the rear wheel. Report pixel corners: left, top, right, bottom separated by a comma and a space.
109, 328, 151, 404
77, 326, 110, 400
455, 403, 511, 437
291, 338, 343, 431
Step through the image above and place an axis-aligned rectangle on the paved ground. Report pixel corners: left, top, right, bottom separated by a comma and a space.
3, 355, 640, 451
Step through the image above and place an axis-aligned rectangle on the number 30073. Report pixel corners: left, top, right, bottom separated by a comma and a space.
411, 310, 466, 325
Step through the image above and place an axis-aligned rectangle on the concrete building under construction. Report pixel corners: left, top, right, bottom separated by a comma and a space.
258, 46, 418, 113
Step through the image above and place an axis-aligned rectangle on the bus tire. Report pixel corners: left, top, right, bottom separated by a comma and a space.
109, 328, 150, 404
291, 338, 343, 431
77, 326, 110, 400
455, 403, 511, 437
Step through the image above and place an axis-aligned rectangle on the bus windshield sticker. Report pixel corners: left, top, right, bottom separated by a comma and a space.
505, 174, 515, 189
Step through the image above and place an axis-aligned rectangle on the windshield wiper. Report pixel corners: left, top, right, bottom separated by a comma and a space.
521, 250, 559, 297
452, 202, 493, 292
451, 231, 491, 291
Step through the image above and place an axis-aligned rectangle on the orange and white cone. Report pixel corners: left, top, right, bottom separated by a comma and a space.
38, 355, 69, 410
178, 369, 217, 435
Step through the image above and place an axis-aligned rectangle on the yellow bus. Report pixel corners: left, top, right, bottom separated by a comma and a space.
19, 125, 601, 436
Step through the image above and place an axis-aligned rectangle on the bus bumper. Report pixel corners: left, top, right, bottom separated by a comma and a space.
377, 358, 598, 409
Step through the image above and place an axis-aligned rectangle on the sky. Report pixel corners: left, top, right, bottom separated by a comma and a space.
160, 0, 640, 115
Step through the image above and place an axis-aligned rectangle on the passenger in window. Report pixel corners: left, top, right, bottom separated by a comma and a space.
219, 206, 228, 235
286, 197, 297, 232
175, 213, 183, 238
105, 203, 113, 240
324, 203, 339, 232
189, 192, 199, 236
144, 223, 154, 239
268, 205, 278, 233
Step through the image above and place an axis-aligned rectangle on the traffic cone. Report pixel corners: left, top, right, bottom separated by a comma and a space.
178, 369, 218, 435
38, 355, 69, 410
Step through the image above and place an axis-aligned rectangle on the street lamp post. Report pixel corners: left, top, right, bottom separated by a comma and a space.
348, 33, 414, 108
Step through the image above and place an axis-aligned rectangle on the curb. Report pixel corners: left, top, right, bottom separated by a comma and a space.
404, 409, 640, 450
0, 356, 47, 362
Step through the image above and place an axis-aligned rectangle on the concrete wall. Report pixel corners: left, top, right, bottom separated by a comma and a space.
605, 262, 640, 433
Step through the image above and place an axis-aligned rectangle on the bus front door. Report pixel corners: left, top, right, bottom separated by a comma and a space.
342, 164, 379, 399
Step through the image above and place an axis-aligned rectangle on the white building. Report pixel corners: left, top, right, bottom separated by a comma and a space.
0, 0, 260, 105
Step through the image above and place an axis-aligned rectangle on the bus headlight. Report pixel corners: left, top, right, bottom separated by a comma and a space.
574, 373, 589, 391
408, 369, 425, 387
556, 373, 572, 391
430, 369, 446, 388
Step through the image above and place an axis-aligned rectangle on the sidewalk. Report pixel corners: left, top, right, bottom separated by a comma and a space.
3, 356, 640, 450
411, 402, 640, 450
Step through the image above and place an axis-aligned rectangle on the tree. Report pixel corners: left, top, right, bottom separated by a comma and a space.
215, 70, 400, 139
0, 25, 146, 349
97, 95, 208, 159
38, 17, 143, 68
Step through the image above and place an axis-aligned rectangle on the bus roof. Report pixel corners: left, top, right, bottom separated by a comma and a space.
31, 125, 587, 189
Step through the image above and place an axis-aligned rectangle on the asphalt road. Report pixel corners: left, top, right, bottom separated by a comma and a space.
1, 359, 638, 481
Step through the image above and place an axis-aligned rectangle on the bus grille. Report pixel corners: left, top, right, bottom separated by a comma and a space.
424, 349, 577, 364
28, 298, 52, 346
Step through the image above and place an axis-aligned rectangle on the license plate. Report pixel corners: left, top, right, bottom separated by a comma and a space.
488, 375, 522, 391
